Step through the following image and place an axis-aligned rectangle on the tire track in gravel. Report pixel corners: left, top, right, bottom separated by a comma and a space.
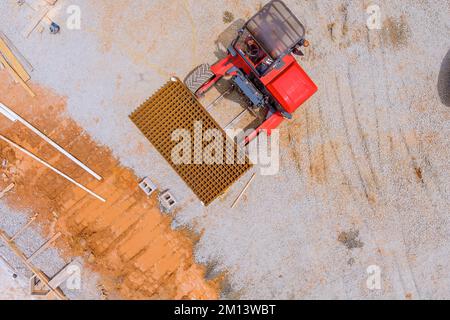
368, 14, 442, 297
335, 73, 374, 202
364, 25, 384, 172
315, 96, 329, 185
346, 67, 381, 189
317, 71, 393, 290
303, 107, 315, 180
397, 77, 446, 200
376, 28, 445, 208
319, 74, 356, 199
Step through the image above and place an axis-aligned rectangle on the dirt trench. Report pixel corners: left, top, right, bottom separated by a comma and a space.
0, 71, 220, 299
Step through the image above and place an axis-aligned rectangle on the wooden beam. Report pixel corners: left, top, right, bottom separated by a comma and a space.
0, 36, 30, 82
0, 230, 67, 300
0, 32, 33, 72
9, 213, 38, 242
30, 275, 51, 295
22, 8, 49, 39
0, 53, 35, 97
0, 182, 14, 199
31, 260, 81, 294
27, 232, 61, 262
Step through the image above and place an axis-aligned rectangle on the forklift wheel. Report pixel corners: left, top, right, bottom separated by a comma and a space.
184, 64, 215, 94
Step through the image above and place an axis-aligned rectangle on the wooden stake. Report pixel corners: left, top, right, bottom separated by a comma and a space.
0, 182, 14, 199
9, 213, 38, 242
231, 173, 256, 208
0, 135, 106, 202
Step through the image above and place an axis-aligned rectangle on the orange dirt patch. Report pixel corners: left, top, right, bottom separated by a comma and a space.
0, 71, 220, 299
309, 144, 328, 184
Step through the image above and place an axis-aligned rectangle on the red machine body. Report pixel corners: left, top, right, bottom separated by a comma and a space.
189, 0, 318, 143
261, 55, 318, 114
202, 51, 317, 143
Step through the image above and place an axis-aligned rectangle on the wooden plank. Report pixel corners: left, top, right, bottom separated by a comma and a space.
0, 103, 103, 180
30, 275, 51, 295
231, 173, 256, 208
0, 37, 30, 82
48, 260, 82, 289
31, 260, 80, 293
0, 54, 35, 97
0, 230, 67, 300
21, 8, 49, 38
10, 213, 38, 242
0, 183, 14, 199
26, 232, 61, 262
0, 32, 33, 71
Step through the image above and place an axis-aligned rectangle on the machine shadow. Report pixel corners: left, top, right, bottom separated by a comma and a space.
213, 19, 265, 131
438, 49, 450, 107
213, 19, 245, 60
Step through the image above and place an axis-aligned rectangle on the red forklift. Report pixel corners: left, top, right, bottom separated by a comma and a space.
185, 0, 318, 143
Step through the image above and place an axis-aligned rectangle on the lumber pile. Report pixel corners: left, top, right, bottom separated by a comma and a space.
0, 0, 61, 96
0, 32, 35, 97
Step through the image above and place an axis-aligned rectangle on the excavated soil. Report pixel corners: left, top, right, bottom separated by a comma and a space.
0, 71, 220, 299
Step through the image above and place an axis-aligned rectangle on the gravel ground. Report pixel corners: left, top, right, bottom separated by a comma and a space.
0, 203, 103, 299
1, 0, 449, 299
0, 257, 31, 300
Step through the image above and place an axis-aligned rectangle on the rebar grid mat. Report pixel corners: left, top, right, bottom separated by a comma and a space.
130, 78, 252, 206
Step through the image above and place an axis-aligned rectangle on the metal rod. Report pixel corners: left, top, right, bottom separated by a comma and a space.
0, 135, 106, 202
0, 102, 102, 181
206, 86, 234, 111
224, 109, 248, 130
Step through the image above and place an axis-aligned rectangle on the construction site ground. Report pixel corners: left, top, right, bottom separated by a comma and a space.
0, 0, 449, 299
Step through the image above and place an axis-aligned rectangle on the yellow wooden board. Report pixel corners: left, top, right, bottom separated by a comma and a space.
0, 53, 35, 97
0, 36, 30, 82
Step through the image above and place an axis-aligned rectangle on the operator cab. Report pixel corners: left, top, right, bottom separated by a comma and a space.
233, 31, 273, 75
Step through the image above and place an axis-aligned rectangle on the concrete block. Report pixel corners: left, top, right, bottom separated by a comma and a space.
139, 177, 157, 196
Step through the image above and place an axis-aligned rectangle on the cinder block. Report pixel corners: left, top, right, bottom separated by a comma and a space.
158, 190, 177, 213
139, 177, 157, 196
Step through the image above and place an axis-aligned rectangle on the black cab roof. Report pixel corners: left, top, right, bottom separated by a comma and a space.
245, 0, 306, 60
